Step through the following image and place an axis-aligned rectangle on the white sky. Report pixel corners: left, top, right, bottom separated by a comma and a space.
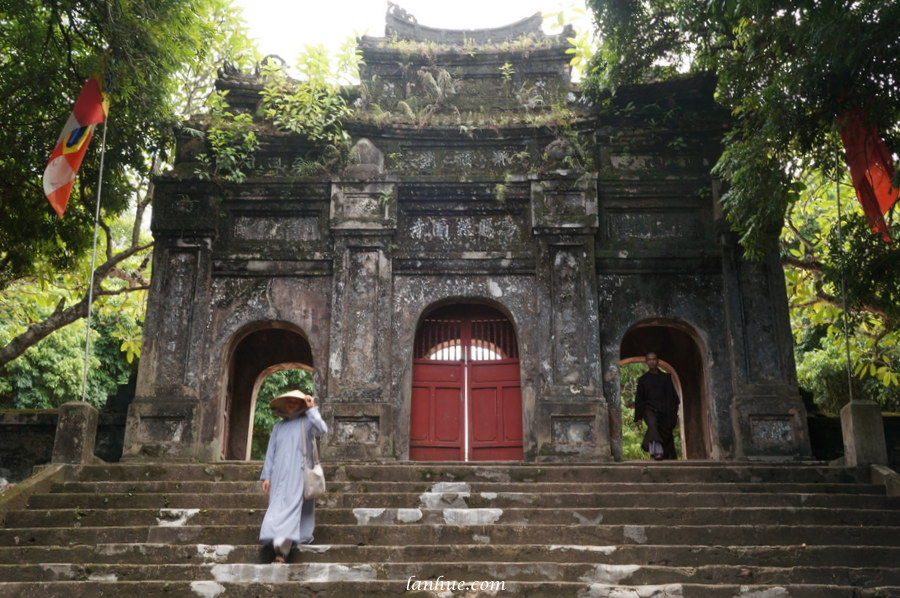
231, 0, 592, 67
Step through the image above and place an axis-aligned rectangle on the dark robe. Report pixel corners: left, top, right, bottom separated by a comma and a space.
634, 370, 680, 459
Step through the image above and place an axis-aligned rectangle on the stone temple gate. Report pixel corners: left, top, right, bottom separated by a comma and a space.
123, 7, 811, 463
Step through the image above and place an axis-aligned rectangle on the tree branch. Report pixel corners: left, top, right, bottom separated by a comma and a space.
0, 230, 152, 369
781, 255, 824, 272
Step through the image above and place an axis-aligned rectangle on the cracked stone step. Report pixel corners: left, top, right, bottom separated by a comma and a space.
3, 523, 899, 548
9, 505, 900, 529
2, 543, 898, 568
1, 561, 899, 586
47, 480, 888, 496
65, 463, 873, 484
27, 490, 900, 510
0, 580, 897, 598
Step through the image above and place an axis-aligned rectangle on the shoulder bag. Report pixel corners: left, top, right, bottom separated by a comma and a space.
300, 417, 326, 500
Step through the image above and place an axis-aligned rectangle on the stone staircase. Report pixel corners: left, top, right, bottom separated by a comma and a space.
1, 462, 899, 597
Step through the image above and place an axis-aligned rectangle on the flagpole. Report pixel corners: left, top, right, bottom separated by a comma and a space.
80, 119, 109, 402
834, 149, 855, 403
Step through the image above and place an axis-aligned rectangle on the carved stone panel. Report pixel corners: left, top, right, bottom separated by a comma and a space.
330, 181, 397, 230
338, 249, 382, 387
159, 251, 198, 385
233, 215, 319, 241
551, 416, 596, 446
737, 260, 783, 383
605, 210, 704, 243
750, 416, 794, 447
334, 417, 380, 445
531, 176, 598, 233
550, 247, 589, 387
405, 214, 522, 247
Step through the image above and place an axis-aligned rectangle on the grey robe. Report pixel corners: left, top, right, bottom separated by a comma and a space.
259, 406, 328, 544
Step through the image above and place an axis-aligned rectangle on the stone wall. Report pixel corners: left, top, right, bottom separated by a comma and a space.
0, 410, 126, 482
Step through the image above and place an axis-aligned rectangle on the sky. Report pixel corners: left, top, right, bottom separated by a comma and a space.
230, 0, 592, 67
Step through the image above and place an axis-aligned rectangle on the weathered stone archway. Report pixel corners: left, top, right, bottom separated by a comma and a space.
222, 323, 313, 460
127, 6, 812, 463
620, 320, 712, 460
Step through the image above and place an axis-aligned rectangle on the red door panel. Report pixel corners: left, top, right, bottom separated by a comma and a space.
470, 386, 499, 442
434, 386, 463, 442
502, 385, 523, 442
410, 387, 429, 442
469, 361, 523, 461
410, 362, 464, 461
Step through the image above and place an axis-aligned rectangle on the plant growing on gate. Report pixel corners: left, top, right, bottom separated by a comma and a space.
259, 43, 359, 148
195, 91, 259, 183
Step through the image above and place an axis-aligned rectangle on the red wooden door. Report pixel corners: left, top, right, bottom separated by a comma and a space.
410, 306, 523, 461
469, 361, 523, 460
410, 362, 464, 460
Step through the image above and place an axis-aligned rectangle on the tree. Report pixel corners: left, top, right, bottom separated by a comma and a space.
783, 172, 899, 410
585, 0, 899, 401
584, 0, 899, 254
0, 0, 255, 394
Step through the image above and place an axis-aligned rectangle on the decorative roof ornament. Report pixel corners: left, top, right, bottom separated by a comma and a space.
383, 3, 562, 45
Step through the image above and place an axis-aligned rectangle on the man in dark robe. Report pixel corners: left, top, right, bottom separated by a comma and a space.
633, 352, 680, 460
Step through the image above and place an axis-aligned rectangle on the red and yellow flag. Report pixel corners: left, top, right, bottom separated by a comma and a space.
43, 75, 109, 218
837, 109, 899, 243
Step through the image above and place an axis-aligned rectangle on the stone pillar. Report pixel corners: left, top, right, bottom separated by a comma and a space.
531, 172, 610, 461
841, 400, 888, 466
324, 143, 398, 460
721, 237, 812, 459
51, 401, 99, 464
123, 184, 216, 461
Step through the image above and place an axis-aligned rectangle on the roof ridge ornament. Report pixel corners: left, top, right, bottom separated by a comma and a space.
383, 2, 549, 45
387, 2, 417, 25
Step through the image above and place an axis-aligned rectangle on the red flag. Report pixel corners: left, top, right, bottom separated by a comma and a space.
43, 76, 109, 218
837, 108, 898, 243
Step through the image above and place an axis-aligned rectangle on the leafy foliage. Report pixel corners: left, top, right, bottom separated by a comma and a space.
0, 309, 140, 410
195, 92, 259, 183
0, 0, 242, 283
584, 0, 900, 256
0, 207, 148, 408
259, 43, 359, 145
250, 369, 315, 460
0, 0, 255, 404
783, 172, 899, 410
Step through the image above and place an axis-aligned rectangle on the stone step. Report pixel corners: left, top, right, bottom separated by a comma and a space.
3, 542, 898, 568
2, 560, 899, 586
28, 490, 900, 510
3, 523, 898, 547
9, 505, 900, 528
3, 462, 896, 596
47, 479, 888, 496
0, 580, 897, 598
65, 462, 873, 485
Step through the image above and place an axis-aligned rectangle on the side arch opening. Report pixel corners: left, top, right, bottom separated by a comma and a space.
620, 320, 711, 460
222, 324, 313, 460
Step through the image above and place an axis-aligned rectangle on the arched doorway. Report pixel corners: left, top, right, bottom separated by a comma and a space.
410, 304, 523, 461
222, 323, 313, 460
620, 320, 711, 459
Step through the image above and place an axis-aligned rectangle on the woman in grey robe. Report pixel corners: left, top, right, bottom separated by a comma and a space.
259, 389, 328, 563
